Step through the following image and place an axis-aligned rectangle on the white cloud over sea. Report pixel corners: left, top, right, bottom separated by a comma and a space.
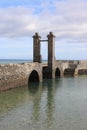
0, 0, 87, 59
0, 0, 87, 41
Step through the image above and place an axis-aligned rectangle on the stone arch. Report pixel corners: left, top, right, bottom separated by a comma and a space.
55, 68, 61, 77
28, 70, 39, 83
64, 68, 75, 76
78, 69, 87, 75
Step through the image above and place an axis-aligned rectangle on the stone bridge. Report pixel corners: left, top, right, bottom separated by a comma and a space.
0, 60, 78, 91
0, 32, 86, 91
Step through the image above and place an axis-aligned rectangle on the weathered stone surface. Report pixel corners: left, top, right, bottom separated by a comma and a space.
0, 62, 42, 91
1, 60, 87, 91
74, 60, 87, 76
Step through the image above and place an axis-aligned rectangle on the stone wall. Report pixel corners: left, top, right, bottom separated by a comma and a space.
0, 60, 87, 91
74, 60, 87, 76
0, 62, 42, 91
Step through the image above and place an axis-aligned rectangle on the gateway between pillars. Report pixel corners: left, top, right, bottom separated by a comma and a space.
33, 32, 55, 78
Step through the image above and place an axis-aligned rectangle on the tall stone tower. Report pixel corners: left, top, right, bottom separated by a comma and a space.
33, 32, 55, 79
33, 33, 41, 63
47, 32, 55, 78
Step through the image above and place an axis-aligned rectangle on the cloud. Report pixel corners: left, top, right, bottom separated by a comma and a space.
0, 7, 37, 37
0, 0, 87, 42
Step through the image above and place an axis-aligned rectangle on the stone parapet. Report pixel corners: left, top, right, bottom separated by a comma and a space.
0, 62, 42, 91
74, 60, 87, 76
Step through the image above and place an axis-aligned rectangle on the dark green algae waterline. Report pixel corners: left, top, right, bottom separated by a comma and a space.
0, 77, 87, 130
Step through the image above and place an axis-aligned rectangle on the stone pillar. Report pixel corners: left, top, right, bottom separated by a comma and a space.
33, 33, 41, 63
47, 32, 55, 78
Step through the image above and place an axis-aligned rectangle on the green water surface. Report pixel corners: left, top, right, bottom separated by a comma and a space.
0, 77, 87, 130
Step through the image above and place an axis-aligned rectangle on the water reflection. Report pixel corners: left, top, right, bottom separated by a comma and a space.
28, 79, 58, 129
28, 82, 39, 95
46, 80, 55, 128
28, 82, 42, 122
0, 77, 87, 130
0, 86, 28, 113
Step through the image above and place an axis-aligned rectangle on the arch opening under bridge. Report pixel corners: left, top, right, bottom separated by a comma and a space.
28, 70, 39, 83
64, 68, 75, 76
55, 68, 61, 77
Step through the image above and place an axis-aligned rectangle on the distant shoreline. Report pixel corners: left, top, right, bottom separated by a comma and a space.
0, 59, 32, 64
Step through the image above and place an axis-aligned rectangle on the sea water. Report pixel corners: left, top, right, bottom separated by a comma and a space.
0, 77, 87, 130
0, 59, 32, 64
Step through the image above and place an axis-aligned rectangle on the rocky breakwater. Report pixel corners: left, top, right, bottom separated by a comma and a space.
0, 62, 42, 91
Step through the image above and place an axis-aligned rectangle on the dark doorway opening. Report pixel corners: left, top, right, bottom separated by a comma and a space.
28, 70, 39, 83
55, 68, 60, 77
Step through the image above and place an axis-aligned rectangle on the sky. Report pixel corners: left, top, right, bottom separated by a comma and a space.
0, 0, 87, 60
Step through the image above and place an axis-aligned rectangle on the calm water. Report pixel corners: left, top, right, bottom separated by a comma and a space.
0, 77, 87, 130
0, 59, 47, 64
0, 59, 32, 64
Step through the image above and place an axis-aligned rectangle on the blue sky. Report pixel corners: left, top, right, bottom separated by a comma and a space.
0, 0, 87, 60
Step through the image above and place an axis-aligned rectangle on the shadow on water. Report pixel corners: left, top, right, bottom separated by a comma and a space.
0, 78, 62, 114
28, 76, 62, 97
29, 78, 62, 128
1, 77, 81, 130
28, 82, 39, 95
28, 77, 62, 95
1, 77, 87, 130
